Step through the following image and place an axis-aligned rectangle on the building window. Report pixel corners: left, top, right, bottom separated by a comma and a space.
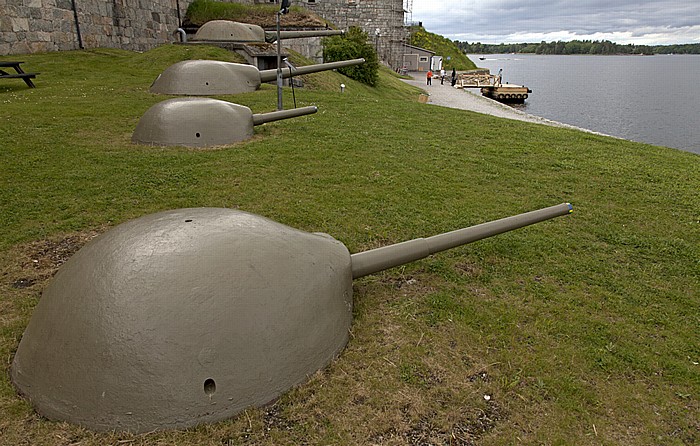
419, 56, 428, 62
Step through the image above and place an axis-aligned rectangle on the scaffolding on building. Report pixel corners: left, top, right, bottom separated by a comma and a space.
400, 0, 413, 70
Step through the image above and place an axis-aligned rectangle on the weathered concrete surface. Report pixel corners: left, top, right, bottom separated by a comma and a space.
131, 98, 317, 147
192, 20, 267, 42
11, 208, 353, 433
149, 60, 263, 95
132, 98, 257, 147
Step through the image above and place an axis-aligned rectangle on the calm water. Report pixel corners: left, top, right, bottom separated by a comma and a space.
469, 54, 700, 154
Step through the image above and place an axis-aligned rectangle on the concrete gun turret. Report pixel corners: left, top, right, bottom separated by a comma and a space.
149, 58, 365, 95
190, 20, 343, 43
11, 203, 572, 433
131, 98, 317, 147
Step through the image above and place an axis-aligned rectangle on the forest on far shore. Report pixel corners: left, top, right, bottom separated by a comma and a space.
457, 40, 700, 55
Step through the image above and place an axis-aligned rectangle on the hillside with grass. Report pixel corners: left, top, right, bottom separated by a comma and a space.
184, 0, 329, 29
0, 45, 698, 445
410, 25, 478, 71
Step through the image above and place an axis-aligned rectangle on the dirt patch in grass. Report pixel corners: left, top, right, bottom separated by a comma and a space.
368, 402, 503, 445
7, 229, 104, 289
1, 228, 109, 331
236, 10, 327, 29
263, 403, 295, 433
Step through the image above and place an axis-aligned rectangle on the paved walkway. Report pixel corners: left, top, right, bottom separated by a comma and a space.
402, 73, 609, 136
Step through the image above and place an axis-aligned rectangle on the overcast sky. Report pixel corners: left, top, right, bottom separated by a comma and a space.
411, 0, 700, 45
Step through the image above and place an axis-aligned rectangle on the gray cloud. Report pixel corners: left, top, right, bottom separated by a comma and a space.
411, 0, 700, 44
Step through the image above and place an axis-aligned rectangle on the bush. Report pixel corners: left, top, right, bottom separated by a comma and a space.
322, 27, 379, 86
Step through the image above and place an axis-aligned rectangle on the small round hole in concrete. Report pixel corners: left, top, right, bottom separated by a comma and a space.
205, 82, 209, 85
204, 378, 216, 395
195, 132, 201, 138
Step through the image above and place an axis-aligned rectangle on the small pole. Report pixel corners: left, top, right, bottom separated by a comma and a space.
71, 0, 84, 49
283, 58, 297, 108
176, 0, 182, 28
276, 11, 283, 110
276, 0, 290, 110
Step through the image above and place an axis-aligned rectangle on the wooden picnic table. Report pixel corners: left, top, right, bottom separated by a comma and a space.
0, 61, 39, 88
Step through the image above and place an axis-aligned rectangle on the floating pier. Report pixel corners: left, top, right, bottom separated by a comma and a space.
479, 84, 532, 103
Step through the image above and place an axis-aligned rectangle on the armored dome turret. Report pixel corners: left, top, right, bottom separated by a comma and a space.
149, 58, 365, 96
191, 20, 343, 43
131, 98, 317, 147
12, 204, 572, 433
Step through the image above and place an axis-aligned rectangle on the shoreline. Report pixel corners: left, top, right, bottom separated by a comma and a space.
402, 73, 613, 138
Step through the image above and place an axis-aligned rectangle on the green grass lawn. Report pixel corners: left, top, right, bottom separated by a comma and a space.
1, 45, 698, 445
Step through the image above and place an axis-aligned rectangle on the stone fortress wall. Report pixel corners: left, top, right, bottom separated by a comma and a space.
1, 0, 408, 69
274, 0, 408, 69
0, 0, 195, 55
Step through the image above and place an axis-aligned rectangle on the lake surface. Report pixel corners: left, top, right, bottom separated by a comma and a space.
468, 54, 700, 154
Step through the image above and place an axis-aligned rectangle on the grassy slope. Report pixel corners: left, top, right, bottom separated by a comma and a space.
0, 46, 698, 445
185, 0, 328, 28
409, 26, 478, 71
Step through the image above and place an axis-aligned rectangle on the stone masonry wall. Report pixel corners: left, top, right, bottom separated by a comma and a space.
1, 0, 406, 68
249, 0, 409, 67
0, 0, 196, 55
283, 35, 324, 63
300, 0, 408, 69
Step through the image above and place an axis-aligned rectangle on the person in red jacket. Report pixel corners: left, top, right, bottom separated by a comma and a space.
427, 70, 432, 85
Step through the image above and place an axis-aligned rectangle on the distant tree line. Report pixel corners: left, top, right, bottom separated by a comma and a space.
456, 40, 700, 55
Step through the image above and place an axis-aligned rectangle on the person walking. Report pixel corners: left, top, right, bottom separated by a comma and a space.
451, 68, 457, 86
440, 68, 445, 85
427, 70, 432, 85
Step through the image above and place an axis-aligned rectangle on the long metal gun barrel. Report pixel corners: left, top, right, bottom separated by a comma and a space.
252, 106, 318, 125
259, 58, 365, 82
351, 203, 573, 279
265, 29, 344, 42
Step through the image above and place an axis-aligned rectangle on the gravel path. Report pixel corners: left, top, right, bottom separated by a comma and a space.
402, 73, 610, 136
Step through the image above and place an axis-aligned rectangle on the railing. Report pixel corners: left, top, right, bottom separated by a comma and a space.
456, 73, 495, 88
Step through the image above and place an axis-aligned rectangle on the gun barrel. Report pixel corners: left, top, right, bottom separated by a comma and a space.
351, 203, 573, 279
259, 58, 365, 82
265, 29, 344, 42
252, 106, 318, 125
